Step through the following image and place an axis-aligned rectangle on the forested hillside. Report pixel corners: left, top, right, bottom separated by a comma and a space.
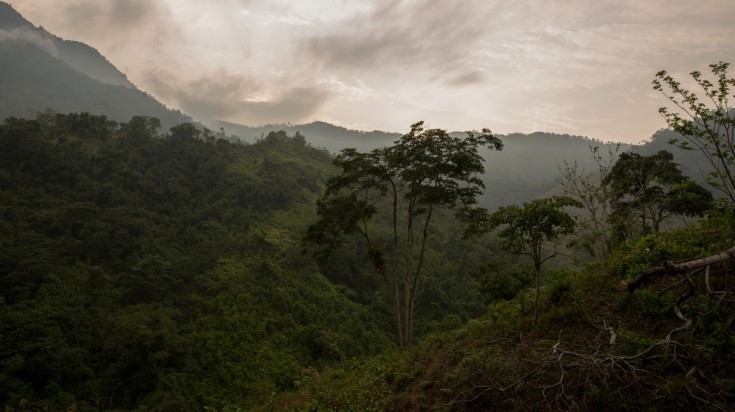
295, 215, 735, 410
287, 63, 735, 411
0, 112, 503, 411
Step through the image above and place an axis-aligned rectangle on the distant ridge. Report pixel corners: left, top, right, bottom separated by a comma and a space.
216, 120, 400, 152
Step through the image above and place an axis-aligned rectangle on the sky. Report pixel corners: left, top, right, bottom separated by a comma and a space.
6, 0, 735, 143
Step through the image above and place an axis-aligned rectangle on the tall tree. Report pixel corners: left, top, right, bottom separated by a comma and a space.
603, 151, 712, 240
305, 121, 502, 348
653, 61, 735, 205
488, 196, 580, 325
558, 144, 621, 258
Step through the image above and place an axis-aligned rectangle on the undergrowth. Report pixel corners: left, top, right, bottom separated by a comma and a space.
283, 214, 735, 411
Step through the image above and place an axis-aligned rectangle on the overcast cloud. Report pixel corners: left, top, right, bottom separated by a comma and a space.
6, 0, 735, 142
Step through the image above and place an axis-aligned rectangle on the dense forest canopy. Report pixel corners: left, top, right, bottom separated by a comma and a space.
0, 112, 503, 410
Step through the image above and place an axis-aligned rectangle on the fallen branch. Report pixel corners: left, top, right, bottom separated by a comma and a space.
626, 246, 735, 292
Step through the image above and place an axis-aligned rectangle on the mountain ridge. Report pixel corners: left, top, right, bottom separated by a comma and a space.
0, 1, 189, 129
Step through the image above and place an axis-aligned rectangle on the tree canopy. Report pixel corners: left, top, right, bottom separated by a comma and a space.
654, 61, 735, 205
306, 121, 502, 348
488, 196, 580, 324
603, 150, 712, 239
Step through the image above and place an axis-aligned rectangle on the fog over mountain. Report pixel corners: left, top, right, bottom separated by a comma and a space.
0, 1, 189, 129
6, 0, 735, 143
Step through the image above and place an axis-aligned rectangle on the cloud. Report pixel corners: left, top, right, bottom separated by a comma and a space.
108, 0, 152, 28
0, 27, 58, 56
142, 68, 255, 120
236, 86, 332, 125
56, 0, 166, 38
317, 76, 374, 101
445, 70, 485, 87
5, 0, 735, 141
302, 0, 491, 79
142, 68, 330, 125
51, 0, 157, 34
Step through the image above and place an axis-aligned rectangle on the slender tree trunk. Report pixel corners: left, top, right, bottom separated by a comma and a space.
532, 243, 542, 326
390, 180, 403, 348
402, 196, 415, 349
533, 260, 541, 326
404, 205, 433, 348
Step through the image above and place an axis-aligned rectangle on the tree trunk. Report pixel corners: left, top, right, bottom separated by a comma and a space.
401, 196, 416, 349
390, 180, 404, 348
533, 260, 541, 326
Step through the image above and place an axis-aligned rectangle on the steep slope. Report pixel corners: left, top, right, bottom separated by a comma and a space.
0, 2, 133, 87
0, 113, 396, 410
0, 1, 25, 29
294, 216, 735, 411
54, 37, 134, 88
0, 2, 189, 129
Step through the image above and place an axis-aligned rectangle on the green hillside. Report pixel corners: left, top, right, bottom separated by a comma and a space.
0, 112, 500, 411
2, 111, 733, 411
294, 216, 735, 411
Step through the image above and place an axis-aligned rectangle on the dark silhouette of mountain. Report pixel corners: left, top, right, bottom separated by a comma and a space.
54, 37, 134, 88
0, 1, 25, 29
0, 1, 190, 129
478, 132, 627, 209
632, 128, 714, 186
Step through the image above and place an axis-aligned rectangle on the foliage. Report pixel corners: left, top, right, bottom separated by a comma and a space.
603, 150, 712, 239
488, 196, 580, 324
291, 216, 735, 411
0, 112, 394, 410
476, 263, 534, 304
305, 121, 502, 348
653, 61, 735, 205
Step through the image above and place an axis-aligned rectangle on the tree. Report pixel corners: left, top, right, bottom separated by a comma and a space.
558, 144, 621, 258
305, 121, 502, 348
603, 151, 712, 240
653, 61, 735, 205
488, 196, 580, 325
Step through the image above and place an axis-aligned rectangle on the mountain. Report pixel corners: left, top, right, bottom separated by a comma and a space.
0, 2, 190, 129
218, 119, 629, 210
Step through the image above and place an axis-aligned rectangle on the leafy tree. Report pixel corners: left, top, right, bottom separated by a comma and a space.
488, 196, 580, 325
305, 121, 502, 348
476, 263, 534, 304
603, 151, 712, 239
653, 61, 735, 205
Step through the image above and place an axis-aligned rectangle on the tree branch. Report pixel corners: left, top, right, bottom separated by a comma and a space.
626, 246, 735, 292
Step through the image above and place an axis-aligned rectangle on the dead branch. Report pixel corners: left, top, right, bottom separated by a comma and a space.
626, 246, 735, 292
603, 320, 617, 347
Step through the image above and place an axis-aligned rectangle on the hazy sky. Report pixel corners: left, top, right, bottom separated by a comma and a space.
6, 0, 735, 143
